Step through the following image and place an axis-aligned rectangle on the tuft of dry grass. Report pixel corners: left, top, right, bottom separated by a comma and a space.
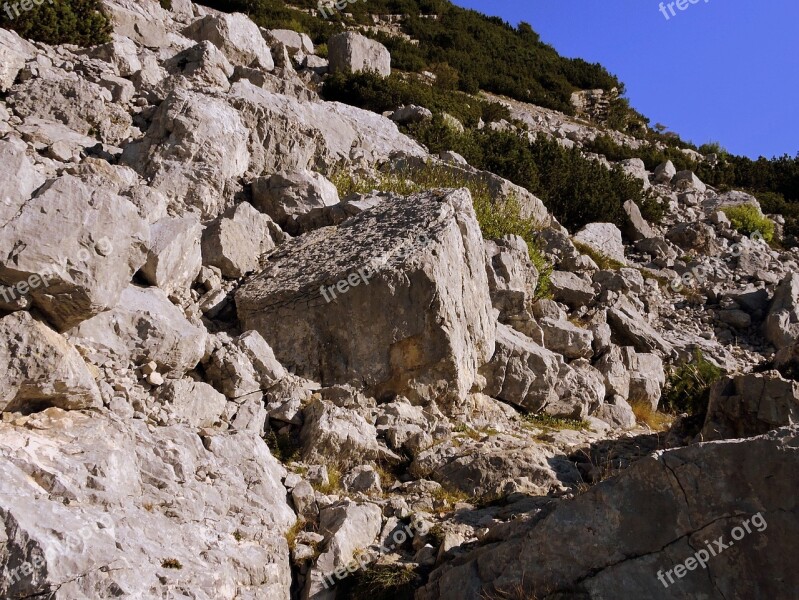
284, 518, 306, 550
631, 401, 672, 431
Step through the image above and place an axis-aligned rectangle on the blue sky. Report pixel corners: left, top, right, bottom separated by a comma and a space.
453, 0, 798, 159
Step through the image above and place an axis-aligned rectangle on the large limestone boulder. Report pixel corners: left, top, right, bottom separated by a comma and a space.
67, 285, 207, 374
83, 33, 142, 77
765, 273, 799, 350
156, 379, 227, 428
0, 28, 37, 92
201, 202, 278, 278
0, 410, 294, 598
101, 0, 172, 48
418, 426, 799, 600
328, 32, 390, 77
702, 372, 799, 441
236, 189, 496, 406
626, 351, 666, 410
300, 398, 399, 467
608, 297, 674, 358
484, 235, 538, 334
480, 323, 564, 413
0, 176, 149, 331
228, 82, 425, 178
0, 137, 45, 224
266, 29, 315, 55
653, 159, 676, 184
140, 215, 203, 294
9, 74, 133, 145
251, 169, 340, 234
164, 40, 235, 92
184, 12, 274, 69
549, 270, 596, 308
303, 500, 383, 599
121, 89, 251, 219
573, 222, 626, 265
622, 199, 655, 242
0, 312, 101, 413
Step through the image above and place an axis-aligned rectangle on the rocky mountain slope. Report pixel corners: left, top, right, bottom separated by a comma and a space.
1, 2, 797, 599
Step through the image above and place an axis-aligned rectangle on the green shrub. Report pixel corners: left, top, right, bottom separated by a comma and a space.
662, 350, 725, 417
722, 204, 775, 243
1, 0, 112, 46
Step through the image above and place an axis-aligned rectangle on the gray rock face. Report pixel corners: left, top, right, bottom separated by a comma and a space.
201, 202, 278, 278
303, 500, 383, 599
666, 222, 717, 253
549, 270, 596, 308
328, 32, 390, 77
391, 105, 433, 124
184, 13, 274, 70
653, 159, 676, 184
165, 40, 235, 91
622, 199, 655, 242
418, 426, 799, 600
573, 222, 626, 264
0, 137, 45, 224
0, 176, 149, 331
672, 169, 707, 192
0, 28, 36, 92
229, 82, 425, 179
608, 297, 674, 358
157, 379, 227, 427
236, 189, 496, 407
141, 215, 203, 294
765, 273, 799, 350
266, 29, 315, 55
484, 235, 538, 334
10, 74, 133, 146
101, 0, 172, 47
122, 89, 251, 219
251, 169, 340, 233
0, 409, 294, 599
67, 285, 207, 374
626, 351, 665, 410
0, 312, 101, 413
480, 323, 564, 413
84, 33, 142, 77
702, 372, 799, 441
539, 317, 594, 359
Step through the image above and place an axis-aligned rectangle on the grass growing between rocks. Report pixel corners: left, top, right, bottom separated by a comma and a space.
662, 350, 725, 417
264, 429, 301, 463
338, 563, 418, 600
573, 241, 626, 271
161, 558, 183, 570
521, 413, 590, 432
630, 401, 672, 432
313, 465, 342, 495
284, 518, 307, 550
332, 165, 552, 298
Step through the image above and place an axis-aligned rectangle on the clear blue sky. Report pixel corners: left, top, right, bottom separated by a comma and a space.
453, 0, 798, 160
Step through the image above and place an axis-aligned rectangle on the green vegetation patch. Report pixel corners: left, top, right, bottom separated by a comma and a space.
722, 204, 775, 243
1, 0, 111, 46
662, 350, 725, 417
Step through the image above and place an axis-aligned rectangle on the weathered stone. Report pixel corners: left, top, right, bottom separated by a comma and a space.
622, 199, 655, 241
666, 222, 717, 253
484, 235, 538, 334
539, 317, 594, 359
101, 0, 171, 47
0, 312, 101, 413
626, 351, 665, 410
251, 169, 339, 233
157, 380, 227, 428
0, 410, 294, 598
328, 32, 390, 77
67, 285, 207, 375
765, 273, 799, 350
0, 137, 45, 224
342, 465, 383, 495
653, 159, 676, 184
0, 176, 149, 331
480, 323, 564, 413
548, 271, 596, 309
300, 398, 399, 467
418, 427, 799, 600
390, 105, 433, 124
141, 215, 203, 294
201, 202, 277, 278
266, 29, 315, 55
237, 189, 495, 407
594, 397, 637, 429
608, 297, 674, 357
164, 41, 235, 91
672, 170, 707, 193
702, 372, 799, 441
573, 222, 626, 265
0, 28, 36, 92
184, 13, 274, 70
84, 33, 142, 77
121, 89, 250, 219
